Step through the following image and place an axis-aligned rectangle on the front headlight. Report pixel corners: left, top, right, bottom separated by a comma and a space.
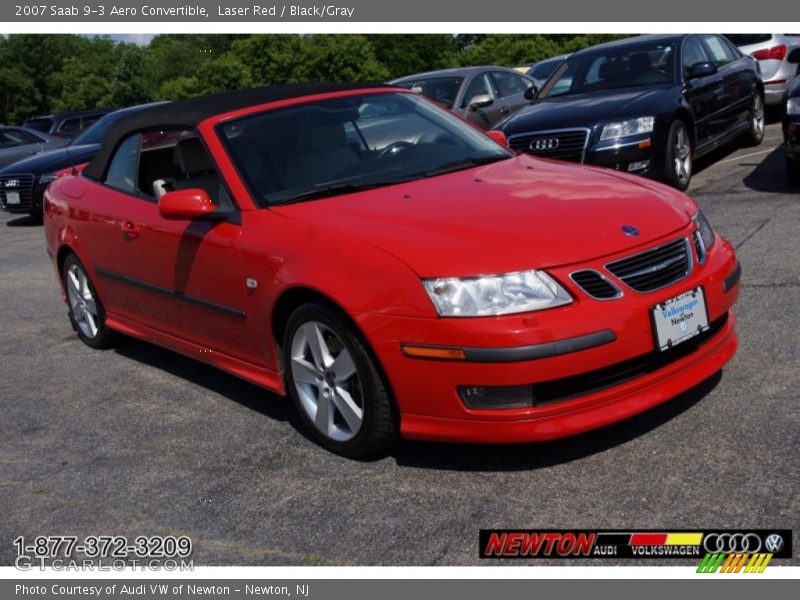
787, 97, 800, 116
600, 116, 655, 142
693, 210, 715, 250
422, 270, 572, 317
39, 172, 59, 185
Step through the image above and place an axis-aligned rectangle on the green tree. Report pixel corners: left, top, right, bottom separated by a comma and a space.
109, 46, 150, 107
365, 35, 457, 79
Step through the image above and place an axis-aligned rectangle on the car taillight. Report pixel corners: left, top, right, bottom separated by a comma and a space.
751, 45, 787, 61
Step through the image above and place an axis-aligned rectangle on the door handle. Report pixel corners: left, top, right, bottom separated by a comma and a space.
120, 221, 140, 239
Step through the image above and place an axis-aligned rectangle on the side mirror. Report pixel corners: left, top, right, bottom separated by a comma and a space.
687, 61, 718, 79
485, 130, 508, 147
158, 188, 217, 220
787, 47, 800, 64
524, 86, 538, 100
468, 94, 494, 110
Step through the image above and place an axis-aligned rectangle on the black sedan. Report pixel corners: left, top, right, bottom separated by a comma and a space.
783, 48, 800, 183
0, 102, 165, 217
494, 34, 765, 190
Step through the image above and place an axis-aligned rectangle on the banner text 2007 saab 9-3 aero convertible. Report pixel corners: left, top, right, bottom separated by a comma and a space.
44, 83, 741, 457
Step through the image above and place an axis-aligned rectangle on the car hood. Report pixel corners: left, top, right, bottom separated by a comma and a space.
497, 87, 669, 133
272, 155, 694, 278
0, 143, 100, 175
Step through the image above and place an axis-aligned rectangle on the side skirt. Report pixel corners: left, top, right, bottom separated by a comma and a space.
106, 313, 286, 396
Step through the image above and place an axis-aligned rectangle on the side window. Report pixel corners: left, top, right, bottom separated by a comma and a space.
137, 130, 229, 207
20, 130, 44, 144
491, 71, 531, 97
58, 117, 81, 135
461, 73, 495, 108
104, 134, 141, 194
682, 37, 710, 77
0, 130, 26, 148
702, 35, 735, 68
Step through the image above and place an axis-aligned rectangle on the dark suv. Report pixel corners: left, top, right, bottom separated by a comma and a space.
23, 109, 111, 142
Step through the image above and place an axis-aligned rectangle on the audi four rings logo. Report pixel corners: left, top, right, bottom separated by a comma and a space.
531, 138, 559, 151
703, 533, 762, 553
5, 179, 19, 188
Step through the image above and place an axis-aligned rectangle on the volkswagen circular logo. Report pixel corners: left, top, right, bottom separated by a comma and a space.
765, 534, 784, 553
703, 533, 762, 554
621, 225, 640, 237
531, 138, 559, 151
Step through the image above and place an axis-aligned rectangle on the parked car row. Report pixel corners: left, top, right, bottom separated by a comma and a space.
3, 34, 798, 222
0, 103, 164, 215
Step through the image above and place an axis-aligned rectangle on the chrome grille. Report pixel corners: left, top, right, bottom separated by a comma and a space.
606, 238, 691, 293
507, 129, 589, 163
570, 270, 622, 299
0, 174, 35, 211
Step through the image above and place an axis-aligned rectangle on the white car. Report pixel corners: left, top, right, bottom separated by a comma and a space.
726, 34, 800, 105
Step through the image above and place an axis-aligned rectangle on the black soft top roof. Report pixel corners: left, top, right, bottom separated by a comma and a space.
83, 82, 392, 180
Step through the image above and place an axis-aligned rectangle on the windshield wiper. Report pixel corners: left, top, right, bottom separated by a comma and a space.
271, 178, 419, 206
422, 155, 511, 177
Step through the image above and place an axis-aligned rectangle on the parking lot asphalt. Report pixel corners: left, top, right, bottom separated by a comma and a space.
0, 123, 797, 567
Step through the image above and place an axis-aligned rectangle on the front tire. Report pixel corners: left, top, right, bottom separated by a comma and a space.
742, 93, 766, 147
283, 302, 398, 458
62, 254, 118, 349
788, 156, 800, 184
660, 120, 693, 191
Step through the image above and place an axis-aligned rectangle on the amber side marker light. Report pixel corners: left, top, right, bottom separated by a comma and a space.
401, 344, 466, 360
638, 139, 652, 149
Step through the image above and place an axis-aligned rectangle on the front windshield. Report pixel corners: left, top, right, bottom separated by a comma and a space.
540, 42, 676, 99
391, 77, 463, 109
218, 91, 512, 207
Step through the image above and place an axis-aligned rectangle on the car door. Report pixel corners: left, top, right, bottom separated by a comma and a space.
87, 130, 259, 365
489, 70, 535, 116
459, 71, 509, 129
681, 35, 722, 147
699, 35, 741, 136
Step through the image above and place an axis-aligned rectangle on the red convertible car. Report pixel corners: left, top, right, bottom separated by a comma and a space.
44, 83, 741, 457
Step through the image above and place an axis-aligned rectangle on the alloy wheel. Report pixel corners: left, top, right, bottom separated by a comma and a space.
752, 94, 765, 139
289, 321, 364, 442
66, 263, 99, 339
673, 126, 692, 187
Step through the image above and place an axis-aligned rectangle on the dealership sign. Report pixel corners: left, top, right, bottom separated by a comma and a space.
479, 529, 792, 568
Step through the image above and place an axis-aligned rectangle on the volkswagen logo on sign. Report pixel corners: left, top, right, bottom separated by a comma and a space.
531, 138, 559, 151
5, 179, 19, 188
765, 534, 784, 553
621, 225, 640, 237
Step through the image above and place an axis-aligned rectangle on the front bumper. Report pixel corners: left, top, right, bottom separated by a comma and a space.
584, 135, 656, 176
356, 229, 740, 443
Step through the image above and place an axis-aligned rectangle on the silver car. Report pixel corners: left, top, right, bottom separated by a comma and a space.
0, 126, 62, 170
390, 66, 536, 130
726, 34, 800, 105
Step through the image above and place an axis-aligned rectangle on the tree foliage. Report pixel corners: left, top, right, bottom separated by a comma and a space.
0, 33, 628, 124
